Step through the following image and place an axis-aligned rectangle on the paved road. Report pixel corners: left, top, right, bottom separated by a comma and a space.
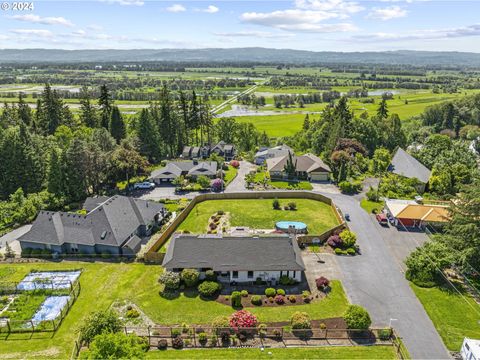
225, 161, 255, 193
325, 193, 450, 359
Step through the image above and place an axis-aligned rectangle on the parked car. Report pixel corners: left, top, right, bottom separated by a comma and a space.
376, 213, 389, 226
133, 181, 155, 190
344, 213, 350, 221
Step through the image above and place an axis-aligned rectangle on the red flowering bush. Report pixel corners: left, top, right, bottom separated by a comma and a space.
327, 234, 343, 248
316, 276, 330, 290
230, 160, 240, 168
274, 295, 285, 305
229, 310, 258, 329
211, 178, 224, 192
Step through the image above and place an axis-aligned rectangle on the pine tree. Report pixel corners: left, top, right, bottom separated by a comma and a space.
47, 148, 66, 197
189, 90, 200, 145
38, 84, 65, 135
158, 86, 177, 157
137, 109, 162, 162
109, 106, 126, 143
17, 93, 32, 126
377, 98, 389, 120
303, 114, 310, 130
98, 84, 113, 129
80, 86, 99, 128
64, 138, 88, 202
284, 151, 297, 179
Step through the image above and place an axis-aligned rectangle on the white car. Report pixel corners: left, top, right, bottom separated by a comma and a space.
133, 181, 155, 190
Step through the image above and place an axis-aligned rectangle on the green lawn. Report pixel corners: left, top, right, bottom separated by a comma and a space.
177, 199, 339, 234
411, 282, 480, 351
360, 199, 384, 214
224, 165, 238, 185
270, 180, 313, 191
146, 346, 398, 359
0, 262, 349, 358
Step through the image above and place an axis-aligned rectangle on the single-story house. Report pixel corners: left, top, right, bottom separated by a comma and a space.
254, 144, 293, 165
266, 153, 331, 181
18, 195, 166, 256
163, 234, 305, 284
388, 148, 431, 193
384, 198, 450, 228
181, 141, 236, 160
149, 161, 217, 184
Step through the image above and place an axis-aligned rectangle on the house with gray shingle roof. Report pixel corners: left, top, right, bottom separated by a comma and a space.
388, 148, 431, 192
18, 196, 166, 256
149, 161, 217, 184
180, 141, 236, 160
254, 144, 293, 165
266, 152, 331, 181
163, 234, 305, 283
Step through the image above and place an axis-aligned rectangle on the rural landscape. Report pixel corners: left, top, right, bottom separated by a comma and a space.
1, 1, 480, 359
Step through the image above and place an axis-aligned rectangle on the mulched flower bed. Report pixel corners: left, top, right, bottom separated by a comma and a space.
216, 292, 324, 307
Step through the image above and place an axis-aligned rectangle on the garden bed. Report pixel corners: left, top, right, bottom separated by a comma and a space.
17, 270, 81, 291
216, 292, 319, 307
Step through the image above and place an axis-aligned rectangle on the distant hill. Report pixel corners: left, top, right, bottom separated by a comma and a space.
1, 48, 480, 66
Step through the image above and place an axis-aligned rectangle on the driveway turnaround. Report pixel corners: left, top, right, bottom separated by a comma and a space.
225, 161, 255, 193
325, 193, 450, 359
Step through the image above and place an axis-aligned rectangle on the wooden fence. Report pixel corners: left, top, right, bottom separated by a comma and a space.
143, 191, 347, 259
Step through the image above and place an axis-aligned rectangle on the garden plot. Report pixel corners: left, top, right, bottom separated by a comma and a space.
17, 270, 81, 291
31, 296, 70, 324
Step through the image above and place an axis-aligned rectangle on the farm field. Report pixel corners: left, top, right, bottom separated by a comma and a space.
410, 282, 480, 351
145, 345, 398, 359
176, 198, 340, 234
0, 262, 350, 358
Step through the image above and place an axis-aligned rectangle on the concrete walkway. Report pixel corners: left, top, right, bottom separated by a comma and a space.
225, 161, 255, 193
325, 193, 450, 359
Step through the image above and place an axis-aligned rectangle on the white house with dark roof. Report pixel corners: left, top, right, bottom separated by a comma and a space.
18, 196, 166, 256
163, 234, 305, 283
388, 148, 431, 192
149, 161, 217, 184
254, 144, 293, 165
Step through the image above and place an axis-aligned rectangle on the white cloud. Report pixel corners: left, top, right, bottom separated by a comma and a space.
201, 5, 219, 13
367, 6, 407, 20
240, 9, 356, 33
294, 0, 364, 14
166, 4, 186, 13
9, 14, 74, 27
102, 0, 144, 6
87, 24, 103, 31
10, 29, 54, 37
214, 30, 294, 39
352, 24, 480, 42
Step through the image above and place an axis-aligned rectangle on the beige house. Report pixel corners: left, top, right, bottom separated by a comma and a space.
266, 153, 331, 181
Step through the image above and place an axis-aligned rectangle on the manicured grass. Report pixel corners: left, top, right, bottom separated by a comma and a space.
235, 114, 306, 137
177, 198, 339, 234
224, 165, 238, 185
270, 180, 313, 191
411, 282, 480, 351
360, 199, 384, 214
145, 346, 398, 359
135, 280, 349, 325
0, 262, 349, 358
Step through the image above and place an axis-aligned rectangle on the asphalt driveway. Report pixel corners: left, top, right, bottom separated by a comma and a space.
325, 193, 450, 359
225, 161, 255, 193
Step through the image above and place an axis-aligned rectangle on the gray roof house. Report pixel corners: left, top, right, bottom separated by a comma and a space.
388, 148, 431, 192
254, 144, 293, 165
163, 234, 305, 283
150, 161, 217, 184
267, 153, 331, 182
180, 141, 236, 160
18, 195, 165, 256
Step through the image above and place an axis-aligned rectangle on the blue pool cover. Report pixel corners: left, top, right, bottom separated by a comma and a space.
17, 271, 81, 291
31, 296, 70, 324
276, 221, 308, 230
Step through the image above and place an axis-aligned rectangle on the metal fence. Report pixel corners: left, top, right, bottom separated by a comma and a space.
0, 281, 81, 335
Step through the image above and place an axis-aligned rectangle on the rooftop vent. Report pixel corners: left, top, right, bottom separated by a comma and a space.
101, 230, 107, 240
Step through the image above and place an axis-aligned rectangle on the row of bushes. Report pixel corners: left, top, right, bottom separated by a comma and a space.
327, 229, 358, 255
159, 269, 222, 298
272, 199, 297, 211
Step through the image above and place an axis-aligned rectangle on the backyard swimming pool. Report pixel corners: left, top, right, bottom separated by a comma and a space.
275, 221, 308, 233
17, 270, 81, 291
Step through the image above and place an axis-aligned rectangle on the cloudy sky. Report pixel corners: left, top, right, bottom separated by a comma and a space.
1, 0, 480, 52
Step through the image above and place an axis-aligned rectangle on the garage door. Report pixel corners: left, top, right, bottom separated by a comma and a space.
310, 173, 329, 181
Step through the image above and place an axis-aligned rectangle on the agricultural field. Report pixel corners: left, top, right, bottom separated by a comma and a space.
176, 198, 340, 234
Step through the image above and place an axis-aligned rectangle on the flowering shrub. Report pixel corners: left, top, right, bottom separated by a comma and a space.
230, 160, 240, 168
229, 310, 258, 329
327, 234, 343, 248
159, 271, 181, 290
316, 276, 330, 290
291, 311, 311, 329
274, 295, 285, 305
211, 178, 224, 192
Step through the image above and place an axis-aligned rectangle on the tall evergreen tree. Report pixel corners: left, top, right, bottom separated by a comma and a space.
158, 86, 177, 157
377, 98, 389, 120
98, 84, 113, 129
137, 109, 162, 162
284, 151, 297, 179
17, 93, 32, 126
47, 148, 66, 197
109, 106, 126, 143
38, 84, 66, 135
64, 138, 89, 202
80, 86, 99, 128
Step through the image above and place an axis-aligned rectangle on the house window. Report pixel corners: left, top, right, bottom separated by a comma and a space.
292, 271, 296, 279
232, 271, 238, 279
247, 271, 254, 279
